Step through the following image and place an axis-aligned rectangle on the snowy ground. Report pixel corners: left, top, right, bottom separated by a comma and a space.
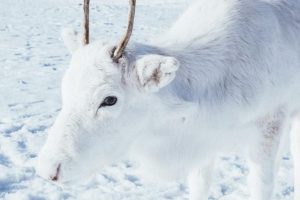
0, 0, 295, 199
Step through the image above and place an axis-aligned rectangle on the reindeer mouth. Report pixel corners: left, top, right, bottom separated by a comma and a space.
51, 164, 61, 181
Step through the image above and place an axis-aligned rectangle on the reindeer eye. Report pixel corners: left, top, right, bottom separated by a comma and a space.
100, 96, 118, 107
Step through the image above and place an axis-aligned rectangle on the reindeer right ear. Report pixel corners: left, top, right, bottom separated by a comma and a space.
61, 27, 81, 54
135, 55, 180, 92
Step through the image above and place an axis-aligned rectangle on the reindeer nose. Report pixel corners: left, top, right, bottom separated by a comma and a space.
50, 164, 61, 181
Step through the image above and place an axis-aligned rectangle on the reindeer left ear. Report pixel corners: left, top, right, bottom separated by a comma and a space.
61, 27, 82, 54
135, 55, 180, 92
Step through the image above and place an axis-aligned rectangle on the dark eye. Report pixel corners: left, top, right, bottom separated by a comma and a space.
99, 96, 118, 107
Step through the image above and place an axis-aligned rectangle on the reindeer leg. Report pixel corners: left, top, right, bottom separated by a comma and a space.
188, 158, 215, 200
248, 110, 286, 200
291, 113, 300, 200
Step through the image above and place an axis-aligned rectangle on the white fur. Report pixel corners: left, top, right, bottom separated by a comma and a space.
291, 113, 300, 200
37, 0, 300, 199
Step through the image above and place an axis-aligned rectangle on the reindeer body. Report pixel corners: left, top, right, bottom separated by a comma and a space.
126, 1, 300, 199
37, 0, 300, 199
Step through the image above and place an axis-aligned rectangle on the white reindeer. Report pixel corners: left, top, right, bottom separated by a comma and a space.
36, 0, 300, 199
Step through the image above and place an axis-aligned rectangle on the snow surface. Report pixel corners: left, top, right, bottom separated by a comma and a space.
0, 0, 294, 199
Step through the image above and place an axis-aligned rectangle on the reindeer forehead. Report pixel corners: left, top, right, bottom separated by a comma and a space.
76, 63, 121, 87
66, 63, 118, 85
63, 64, 122, 106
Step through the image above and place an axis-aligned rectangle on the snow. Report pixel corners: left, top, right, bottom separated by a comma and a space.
0, 0, 294, 199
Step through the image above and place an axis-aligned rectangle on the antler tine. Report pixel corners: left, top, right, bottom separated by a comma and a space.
113, 0, 136, 62
83, 0, 90, 45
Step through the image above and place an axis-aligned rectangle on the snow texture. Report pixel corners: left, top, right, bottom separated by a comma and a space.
0, 0, 294, 199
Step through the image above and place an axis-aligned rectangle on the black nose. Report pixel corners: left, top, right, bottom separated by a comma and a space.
50, 164, 61, 181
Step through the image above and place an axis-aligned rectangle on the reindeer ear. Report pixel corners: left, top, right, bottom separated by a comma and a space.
135, 55, 180, 92
61, 27, 81, 54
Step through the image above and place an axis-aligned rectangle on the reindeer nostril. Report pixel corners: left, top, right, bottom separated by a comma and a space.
50, 164, 61, 181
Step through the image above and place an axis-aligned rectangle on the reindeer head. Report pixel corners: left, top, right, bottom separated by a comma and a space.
36, 0, 179, 184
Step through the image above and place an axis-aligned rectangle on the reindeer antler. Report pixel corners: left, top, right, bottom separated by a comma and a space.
113, 0, 136, 62
83, 0, 90, 45
82, 0, 136, 57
